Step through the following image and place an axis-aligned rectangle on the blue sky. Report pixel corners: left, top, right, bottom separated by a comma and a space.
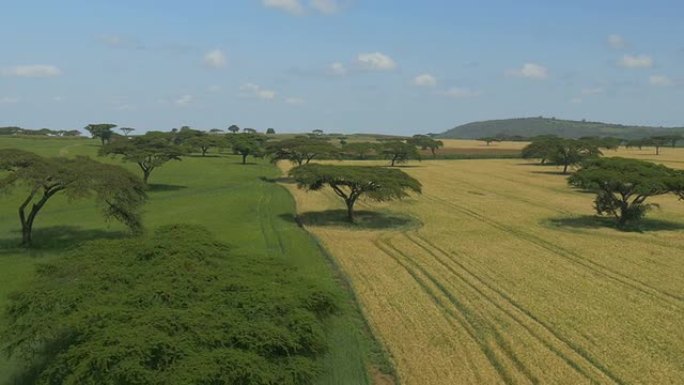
1, 0, 683, 134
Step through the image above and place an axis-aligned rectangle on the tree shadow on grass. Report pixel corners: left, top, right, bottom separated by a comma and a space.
280, 210, 421, 231
259, 176, 294, 184
0, 226, 129, 255
529, 170, 571, 176
545, 215, 684, 233
147, 183, 188, 192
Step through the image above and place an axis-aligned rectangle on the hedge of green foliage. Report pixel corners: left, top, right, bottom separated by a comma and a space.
2, 224, 339, 385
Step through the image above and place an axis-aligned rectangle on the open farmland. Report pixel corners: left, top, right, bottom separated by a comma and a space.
280, 144, 684, 385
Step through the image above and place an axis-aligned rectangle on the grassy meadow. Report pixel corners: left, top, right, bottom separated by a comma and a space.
280, 144, 684, 385
0, 137, 387, 385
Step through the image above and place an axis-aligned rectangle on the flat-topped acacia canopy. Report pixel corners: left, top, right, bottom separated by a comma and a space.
289, 164, 422, 222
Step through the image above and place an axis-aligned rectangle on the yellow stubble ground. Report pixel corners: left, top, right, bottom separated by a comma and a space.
279, 144, 684, 385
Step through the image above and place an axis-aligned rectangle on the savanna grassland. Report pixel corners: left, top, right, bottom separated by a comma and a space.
0, 137, 387, 385
281, 142, 684, 385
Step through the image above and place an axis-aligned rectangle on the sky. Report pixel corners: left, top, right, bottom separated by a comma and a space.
1, 0, 683, 135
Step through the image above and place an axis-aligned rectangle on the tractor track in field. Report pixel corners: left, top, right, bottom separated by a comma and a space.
372, 236, 523, 385
421, 193, 684, 309
400, 231, 627, 385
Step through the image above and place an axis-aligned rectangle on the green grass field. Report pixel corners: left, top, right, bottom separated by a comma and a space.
0, 137, 386, 384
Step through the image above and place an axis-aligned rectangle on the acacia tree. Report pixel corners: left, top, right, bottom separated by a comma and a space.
342, 142, 378, 160
290, 164, 422, 222
0, 149, 146, 246
229, 134, 267, 164
119, 127, 135, 137
409, 135, 444, 157
187, 134, 222, 156
85, 123, 116, 145
522, 137, 557, 164
266, 128, 276, 135
101, 136, 184, 184
228, 124, 240, 134
267, 137, 339, 166
569, 157, 684, 227
478, 137, 502, 146
381, 141, 421, 166
649, 136, 670, 155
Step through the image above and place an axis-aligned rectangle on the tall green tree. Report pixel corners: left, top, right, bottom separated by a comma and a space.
266, 137, 339, 166
649, 136, 670, 155
380, 141, 421, 166
187, 134, 222, 156
101, 135, 184, 184
569, 157, 684, 227
290, 164, 422, 222
85, 123, 116, 145
409, 135, 444, 157
0, 149, 146, 246
229, 134, 267, 164
228, 124, 240, 134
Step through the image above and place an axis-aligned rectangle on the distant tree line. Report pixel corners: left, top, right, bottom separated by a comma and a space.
0, 126, 81, 137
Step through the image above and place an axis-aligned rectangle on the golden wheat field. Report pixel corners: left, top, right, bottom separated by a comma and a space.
280, 145, 684, 385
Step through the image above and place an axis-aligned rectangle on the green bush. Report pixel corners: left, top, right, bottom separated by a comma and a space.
2, 225, 339, 385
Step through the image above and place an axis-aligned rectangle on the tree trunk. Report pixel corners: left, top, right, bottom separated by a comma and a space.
143, 169, 151, 184
346, 200, 355, 223
562, 163, 569, 174
656, 146, 660, 155
242, 154, 247, 164
391, 156, 397, 167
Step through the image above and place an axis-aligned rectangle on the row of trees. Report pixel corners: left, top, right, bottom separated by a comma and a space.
520, 136, 684, 227
0, 126, 81, 137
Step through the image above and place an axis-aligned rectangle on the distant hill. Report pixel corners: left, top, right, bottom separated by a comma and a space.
438, 117, 684, 140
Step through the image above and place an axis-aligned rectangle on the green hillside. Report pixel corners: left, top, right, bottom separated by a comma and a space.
438, 117, 684, 139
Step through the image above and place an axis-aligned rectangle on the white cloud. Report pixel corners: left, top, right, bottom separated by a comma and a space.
174, 94, 194, 107
310, 0, 339, 14
507, 63, 549, 80
262, 0, 304, 15
204, 49, 227, 69
0, 97, 20, 104
240, 83, 277, 100
441, 87, 482, 99
285, 97, 305, 105
570, 97, 583, 104
618, 54, 653, 69
329, 62, 347, 75
357, 52, 397, 71
413, 73, 437, 87
649, 75, 674, 87
581, 87, 605, 95
1, 65, 62, 78
607, 34, 626, 49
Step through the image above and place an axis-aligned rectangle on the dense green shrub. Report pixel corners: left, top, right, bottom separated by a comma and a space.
2, 225, 339, 385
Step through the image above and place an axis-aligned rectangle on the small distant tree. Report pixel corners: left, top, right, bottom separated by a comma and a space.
625, 139, 647, 150
228, 124, 240, 134
569, 157, 684, 227
101, 135, 184, 184
312, 129, 324, 136
266, 137, 339, 166
63, 130, 81, 137
478, 137, 502, 146
229, 134, 267, 164
290, 164, 422, 222
266, 128, 276, 135
209, 128, 224, 134
119, 127, 135, 137
409, 135, 444, 157
343, 142, 377, 160
85, 123, 116, 146
0, 149, 146, 246
665, 134, 683, 148
524, 138, 600, 173
171, 126, 204, 145
243, 128, 257, 134
381, 141, 421, 167
649, 136, 670, 155
187, 134, 222, 156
